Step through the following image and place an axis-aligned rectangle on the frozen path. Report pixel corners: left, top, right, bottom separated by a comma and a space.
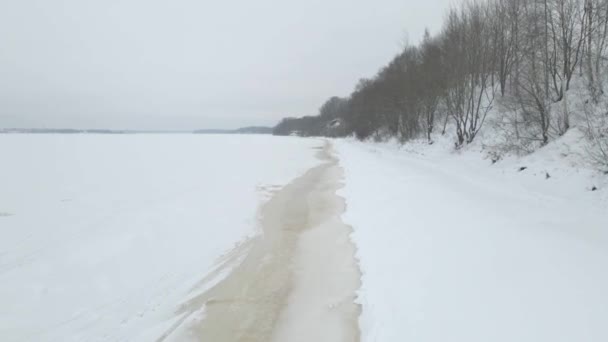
163, 141, 361, 342
335, 140, 608, 342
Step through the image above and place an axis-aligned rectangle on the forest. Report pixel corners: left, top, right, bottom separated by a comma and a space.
273, 0, 608, 167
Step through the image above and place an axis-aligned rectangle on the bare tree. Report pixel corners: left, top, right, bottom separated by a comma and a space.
492, 0, 521, 96
443, 4, 498, 146
583, 0, 608, 101
419, 29, 445, 142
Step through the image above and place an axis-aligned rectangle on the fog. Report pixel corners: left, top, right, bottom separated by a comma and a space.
0, 0, 450, 130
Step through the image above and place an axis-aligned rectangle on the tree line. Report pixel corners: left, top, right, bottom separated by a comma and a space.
274, 0, 608, 166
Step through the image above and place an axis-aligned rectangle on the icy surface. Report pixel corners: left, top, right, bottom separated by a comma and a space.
0, 134, 321, 341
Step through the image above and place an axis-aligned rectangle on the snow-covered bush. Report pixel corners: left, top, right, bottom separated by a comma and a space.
583, 101, 608, 168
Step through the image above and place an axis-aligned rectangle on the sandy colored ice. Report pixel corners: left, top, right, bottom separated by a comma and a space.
160, 141, 361, 342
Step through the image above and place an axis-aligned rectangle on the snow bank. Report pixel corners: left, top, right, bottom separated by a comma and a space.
0, 134, 321, 341
335, 138, 608, 342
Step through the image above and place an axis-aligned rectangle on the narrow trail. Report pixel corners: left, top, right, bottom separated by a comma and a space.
160, 140, 361, 342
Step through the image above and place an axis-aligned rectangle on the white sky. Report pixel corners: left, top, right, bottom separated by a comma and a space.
0, 0, 452, 130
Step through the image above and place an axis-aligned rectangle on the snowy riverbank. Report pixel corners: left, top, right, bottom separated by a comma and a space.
335, 137, 608, 342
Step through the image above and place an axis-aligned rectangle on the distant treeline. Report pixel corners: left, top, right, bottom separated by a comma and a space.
194, 126, 273, 134
2, 126, 273, 135
273, 0, 608, 165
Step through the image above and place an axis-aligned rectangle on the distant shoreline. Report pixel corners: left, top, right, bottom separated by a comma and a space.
0, 126, 273, 135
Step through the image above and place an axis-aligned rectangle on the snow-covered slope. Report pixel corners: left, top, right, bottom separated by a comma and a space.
0, 134, 321, 341
335, 137, 608, 342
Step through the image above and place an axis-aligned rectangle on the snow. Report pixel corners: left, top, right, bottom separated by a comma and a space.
334, 136, 608, 342
3, 131, 606, 341
0, 134, 322, 341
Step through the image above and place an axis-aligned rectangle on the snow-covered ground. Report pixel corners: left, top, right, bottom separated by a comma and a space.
335, 135, 608, 342
3, 132, 607, 342
0, 134, 321, 341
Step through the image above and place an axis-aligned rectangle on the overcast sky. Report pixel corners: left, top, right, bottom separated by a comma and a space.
0, 0, 452, 130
